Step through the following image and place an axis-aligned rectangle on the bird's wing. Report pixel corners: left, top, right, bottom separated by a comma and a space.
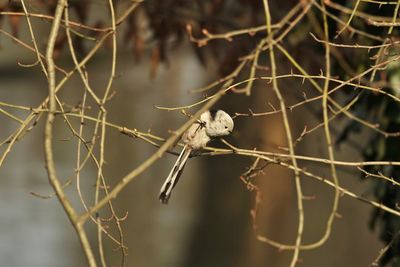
159, 145, 192, 204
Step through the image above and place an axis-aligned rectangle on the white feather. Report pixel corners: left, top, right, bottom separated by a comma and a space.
159, 110, 234, 204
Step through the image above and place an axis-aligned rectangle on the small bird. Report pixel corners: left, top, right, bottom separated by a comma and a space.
159, 109, 234, 204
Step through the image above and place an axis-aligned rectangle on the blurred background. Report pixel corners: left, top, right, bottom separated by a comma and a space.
2, 0, 400, 266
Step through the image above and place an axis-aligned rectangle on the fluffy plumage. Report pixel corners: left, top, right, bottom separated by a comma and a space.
159, 110, 234, 204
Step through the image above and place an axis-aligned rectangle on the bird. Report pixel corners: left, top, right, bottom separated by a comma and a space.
159, 109, 234, 204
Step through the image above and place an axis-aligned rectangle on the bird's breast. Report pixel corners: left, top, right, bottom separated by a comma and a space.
183, 124, 210, 150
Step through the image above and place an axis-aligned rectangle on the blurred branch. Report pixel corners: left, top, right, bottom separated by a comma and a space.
1, 0, 400, 265
371, 230, 400, 266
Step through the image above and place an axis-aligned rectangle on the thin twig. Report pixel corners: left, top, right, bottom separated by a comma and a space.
43, 1, 96, 266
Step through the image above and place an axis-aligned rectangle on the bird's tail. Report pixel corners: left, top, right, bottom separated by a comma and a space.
159, 145, 192, 204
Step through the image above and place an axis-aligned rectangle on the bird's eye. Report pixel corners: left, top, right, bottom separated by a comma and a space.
224, 126, 228, 129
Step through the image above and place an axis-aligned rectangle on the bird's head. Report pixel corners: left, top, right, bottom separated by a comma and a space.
203, 109, 234, 137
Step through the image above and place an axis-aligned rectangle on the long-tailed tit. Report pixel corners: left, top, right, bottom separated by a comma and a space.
159, 109, 234, 204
